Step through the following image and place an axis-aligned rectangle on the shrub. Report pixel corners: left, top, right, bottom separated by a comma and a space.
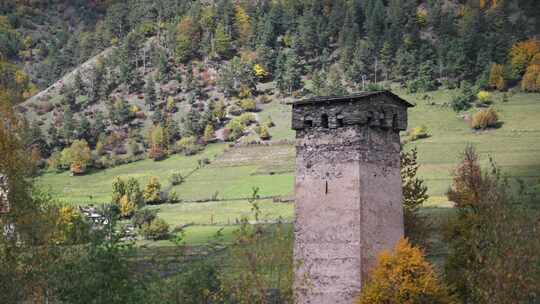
357, 239, 455, 304
131, 208, 157, 228
143, 177, 162, 204
476, 91, 491, 103
408, 125, 430, 141
164, 261, 222, 303
141, 217, 170, 240
148, 144, 166, 161
239, 98, 256, 112
238, 113, 256, 125
521, 61, 540, 92
47, 151, 65, 172
253, 64, 269, 80
470, 107, 499, 130
112, 177, 143, 211
203, 124, 214, 142
256, 125, 271, 140
451, 81, 478, 112
169, 172, 184, 186
228, 104, 244, 116
167, 190, 181, 204
119, 195, 136, 218
488, 63, 506, 90
262, 116, 275, 128
176, 136, 203, 156
224, 118, 246, 141
62, 140, 92, 174
444, 146, 540, 303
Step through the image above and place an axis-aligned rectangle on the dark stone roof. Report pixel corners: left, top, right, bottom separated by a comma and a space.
287, 91, 415, 107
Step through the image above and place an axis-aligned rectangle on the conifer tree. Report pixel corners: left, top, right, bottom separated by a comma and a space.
144, 76, 157, 108
364, 0, 386, 51
73, 70, 85, 96
62, 107, 76, 145
214, 23, 233, 58
275, 49, 302, 95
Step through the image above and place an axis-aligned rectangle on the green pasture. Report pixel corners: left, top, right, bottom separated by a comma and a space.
147, 199, 294, 227
38, 144, 227, 205
402, 89, 540, 198
171, 144, 295, 201
37, 90, 540, 247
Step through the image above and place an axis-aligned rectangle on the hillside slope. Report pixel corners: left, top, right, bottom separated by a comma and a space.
38, 89, 540, 205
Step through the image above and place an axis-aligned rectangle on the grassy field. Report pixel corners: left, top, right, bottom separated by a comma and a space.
38, 144, 227, 205
147, 199, 293, 227
171, 144, 295, 201
37, 89, 540, 246
402, 89, 540, 198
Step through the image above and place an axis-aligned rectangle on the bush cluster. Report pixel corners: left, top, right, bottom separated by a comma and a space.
176, 136, 203, 156
357, 239, 455, 304
140, 217, 170, 240
470, 107, 499, 130
408, 125, 430, 141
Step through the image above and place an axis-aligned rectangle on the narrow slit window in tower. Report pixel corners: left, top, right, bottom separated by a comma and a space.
321, 114, 329, 128
337, 115, 344, 127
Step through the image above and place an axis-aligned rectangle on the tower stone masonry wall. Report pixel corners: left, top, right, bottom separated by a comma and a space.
290, 92, 412, 304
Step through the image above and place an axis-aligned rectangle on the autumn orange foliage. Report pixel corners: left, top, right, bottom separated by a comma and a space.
356, 239, 455, 304
488, 63, 506, 90
510, 39, 540, 77
521, 54, 540, 92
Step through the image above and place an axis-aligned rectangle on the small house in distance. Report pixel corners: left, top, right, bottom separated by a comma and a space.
289, 91, 413, 304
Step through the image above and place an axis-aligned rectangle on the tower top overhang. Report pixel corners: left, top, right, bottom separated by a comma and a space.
287, 91, 415, 108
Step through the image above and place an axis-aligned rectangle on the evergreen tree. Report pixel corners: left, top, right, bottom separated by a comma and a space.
109, 98, 130, 125
62, 107, 76, 144
73, 70, 85, 96
164, 117, 180, 146
157, 51, 171, 83
310, 69, 325, 96
93, 111, 106, 139
364, 0, 386, 51
151, 109, 163, 125
338, 5, 360, 67
89, 60, 105, 103
184, 107, 203, 137
214, 23, 233, 58
144, 76, 157, 108
348, 40, 374, 85
48, 123, 61, 150
105, 2, 130, 39
380, 41, 394, 82
323, 67, 347, 96
256, 14, 277, 48
77, 116, 92, 144
299, 8, 318, 58
62, 85, 77, 110
275, 49, 302, 95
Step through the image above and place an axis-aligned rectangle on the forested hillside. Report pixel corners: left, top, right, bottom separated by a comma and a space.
1, 0, 537, 177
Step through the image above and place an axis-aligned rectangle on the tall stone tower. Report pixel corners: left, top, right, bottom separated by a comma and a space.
290, 91, 413, 303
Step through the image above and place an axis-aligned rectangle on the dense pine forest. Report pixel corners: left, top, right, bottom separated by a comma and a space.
0, 0, 539, 170
3, 0, 540, 95
1, 1, 540, 303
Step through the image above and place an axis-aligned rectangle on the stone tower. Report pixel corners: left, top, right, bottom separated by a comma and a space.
290, 91, 413, 303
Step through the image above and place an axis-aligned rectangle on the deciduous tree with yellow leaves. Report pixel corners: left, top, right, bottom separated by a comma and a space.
356, 238, 455, 304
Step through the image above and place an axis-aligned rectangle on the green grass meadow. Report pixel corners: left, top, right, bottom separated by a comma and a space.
37, 90, 540, 246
